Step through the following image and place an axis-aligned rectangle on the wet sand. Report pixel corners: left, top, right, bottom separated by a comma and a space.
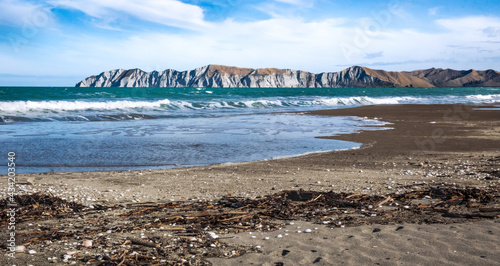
2, 104, 500, 265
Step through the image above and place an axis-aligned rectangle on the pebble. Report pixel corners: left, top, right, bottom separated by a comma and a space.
207, 232, 219, 239
275, 234, 283, 238
15, 245, 25, 253
83, 240, 92, 248
28, 250, 37, 254
304, 229, 312, 233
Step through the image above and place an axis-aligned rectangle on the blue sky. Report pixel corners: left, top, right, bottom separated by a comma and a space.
0, 0, 499, 86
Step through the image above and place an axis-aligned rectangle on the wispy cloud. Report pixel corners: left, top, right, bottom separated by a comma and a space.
482, 26, 500, 37
50, 0, 209, 30
436, 16, 500, 34
274, 0, 313, 7
0, 0, 53, 27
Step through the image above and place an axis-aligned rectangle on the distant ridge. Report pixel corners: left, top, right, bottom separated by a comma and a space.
76, 65, 500, 88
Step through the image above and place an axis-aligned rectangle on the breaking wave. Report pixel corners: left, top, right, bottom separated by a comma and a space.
1, 94, 499, 123
2, 94, 500, 113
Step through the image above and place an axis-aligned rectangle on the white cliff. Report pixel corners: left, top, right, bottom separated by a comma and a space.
76, 64, 500, 88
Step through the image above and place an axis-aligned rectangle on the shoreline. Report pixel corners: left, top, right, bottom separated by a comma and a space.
4, 103, 500, 204
2, 103, 499, 265
4, 103, 497, 176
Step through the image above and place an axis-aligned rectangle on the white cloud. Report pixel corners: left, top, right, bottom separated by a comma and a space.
436, 16, 500, 35
435, 16, 500, 51
57, 17, 349, 74
51, 0, 209, 30
57, 16, 491, 74
0, 0, 53, 27
3, 13, 500, 82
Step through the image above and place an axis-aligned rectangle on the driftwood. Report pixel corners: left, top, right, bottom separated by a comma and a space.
128, 238, 158, 248
1, 184, 499, 265
376, 196, 392, 206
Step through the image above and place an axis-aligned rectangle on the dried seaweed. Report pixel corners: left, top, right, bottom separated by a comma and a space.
0, 192, 84, 226
3, 185, 499, 265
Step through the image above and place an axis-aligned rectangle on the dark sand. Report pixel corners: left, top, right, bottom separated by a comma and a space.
2, 104, 499, 265
309, 104, 500, 153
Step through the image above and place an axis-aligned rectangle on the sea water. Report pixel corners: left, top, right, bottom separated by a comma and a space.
1, 86, 499, 173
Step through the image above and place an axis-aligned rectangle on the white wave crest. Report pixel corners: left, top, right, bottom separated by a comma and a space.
465, 94, 500, 101
0, 99, 174, 113
1, 94, 499, 114
235, 96, 421, 107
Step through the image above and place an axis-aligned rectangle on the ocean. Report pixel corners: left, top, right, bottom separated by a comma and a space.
1, 86, 499, 174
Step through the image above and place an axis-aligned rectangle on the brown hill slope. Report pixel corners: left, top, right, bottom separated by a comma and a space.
362, 67, 434, 87
405, 68, 500, 87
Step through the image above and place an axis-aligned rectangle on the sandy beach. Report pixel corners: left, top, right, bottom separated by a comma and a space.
208, 220, 500, 266
2, 104, 499, 265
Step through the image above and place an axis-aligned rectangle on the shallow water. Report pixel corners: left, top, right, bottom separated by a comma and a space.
1, 113, 388, 173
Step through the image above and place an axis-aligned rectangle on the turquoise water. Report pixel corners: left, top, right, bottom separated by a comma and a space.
1, 86, 499, 173
1, 87, 499, 122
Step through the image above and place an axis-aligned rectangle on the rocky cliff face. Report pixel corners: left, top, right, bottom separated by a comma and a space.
76, 65, 500, 88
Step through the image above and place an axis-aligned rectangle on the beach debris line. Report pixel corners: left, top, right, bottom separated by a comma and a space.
0, 192, 85, 227
1, 185, 499, 265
